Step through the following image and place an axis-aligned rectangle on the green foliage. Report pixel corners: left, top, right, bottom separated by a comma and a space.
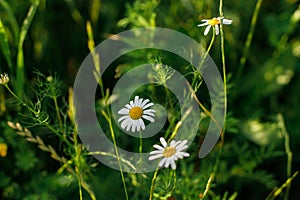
0, 0, 299, 200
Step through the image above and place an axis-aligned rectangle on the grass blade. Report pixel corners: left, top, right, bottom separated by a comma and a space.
16, 0, 40, 95
0, 19, 13, 71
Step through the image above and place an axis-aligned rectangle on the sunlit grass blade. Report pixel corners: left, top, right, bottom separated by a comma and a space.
266, 171, 299, 200
64, 0, 84, 25
16, 0, 40, 95
90, 0, 101, 25
0, 19, 13, 71
0, 0, 19, 41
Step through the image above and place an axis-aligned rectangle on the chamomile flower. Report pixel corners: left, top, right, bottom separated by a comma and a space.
149, 137, 190, 170
198, 16, 232, 36
0, 73, 9, 85
118, 96, 155, 132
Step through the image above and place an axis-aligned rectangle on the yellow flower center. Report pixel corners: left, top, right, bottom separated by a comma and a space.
129, 106, 143, 120
208, 18, 220, 26
163, 146, 176, 157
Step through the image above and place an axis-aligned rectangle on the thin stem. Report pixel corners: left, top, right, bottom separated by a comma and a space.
219, 0, 227, 143
139, 131, 143, 154
149, 166, 160, 200
77, 174, 83, 200
200, 173, 215, 200
278, 114, 293, 200
4, 85, 26, 107
168, 106, 193, 142
103, 110, 129, 200
192, 28, 215, 91
187, 83, 223, 135
237, 0, 263, 80
5, 84, 73, 146
53, 96, 63, 131
172, 170, 176, 194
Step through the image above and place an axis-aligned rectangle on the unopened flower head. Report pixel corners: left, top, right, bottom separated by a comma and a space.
118, 96, 155, 132
198, 16, 232, 36
149, 137, 190, 170
0, 73, 9, 85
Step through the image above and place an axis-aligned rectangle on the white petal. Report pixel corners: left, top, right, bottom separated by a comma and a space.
170, 160, 176, 170
174, 153, 183, 159
149, 150, 163, 155
131, 120, 137, 132
183, 152, 190, 157
172, 140, 182, 148
125, 103, 132, 109
129, 100, 135, 107
149, 153, 163, 160
222, 19, 232, 25
165, 158, 171, 168
175, 152, 186, 159
142, 102, 154, 109
121, 118, 131, 129
176, 140, 187, 148
139, 118, 145, 130
140, 99, 150, 107
215, 25, 220, 35
153, 144, 164, 151
170, 155, 177, 161
126, 120, 134, 131
142, 115, 155, 122
176, 145, 188, 152
159, 158, 167, 167
159, 137, 167, 148
118, 108, 129, 115
138, 98, 143, 107
143, 109, 156, 116
197, 22, 209, 27
118, 115, 129, 123
134, 96, 140, 106
136, 124, 141, 132
204, 25, 211, 35
170, 140, 176, 146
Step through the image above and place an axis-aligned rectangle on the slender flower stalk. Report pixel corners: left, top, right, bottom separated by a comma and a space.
238, 0, 263, 80
219, 0, 227, 142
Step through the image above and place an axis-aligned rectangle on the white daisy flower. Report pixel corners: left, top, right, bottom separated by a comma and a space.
149, 137, 190, 170
118, 96, 155, 132
0, 73, 9, 85
197, 16, 232, 36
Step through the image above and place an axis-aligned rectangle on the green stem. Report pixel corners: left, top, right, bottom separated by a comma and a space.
139, 131, 143, 154
193, 28, 215, 91
53, 96, 63, 131
149, 166, 160, 200
172, 170, 176, 194
77, 173, 83, 200
5, 84, 73, 147
219, 0, 227, 142
103, 111, 129, 200
237, 0, 263, 80
278, 114, 293, 200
